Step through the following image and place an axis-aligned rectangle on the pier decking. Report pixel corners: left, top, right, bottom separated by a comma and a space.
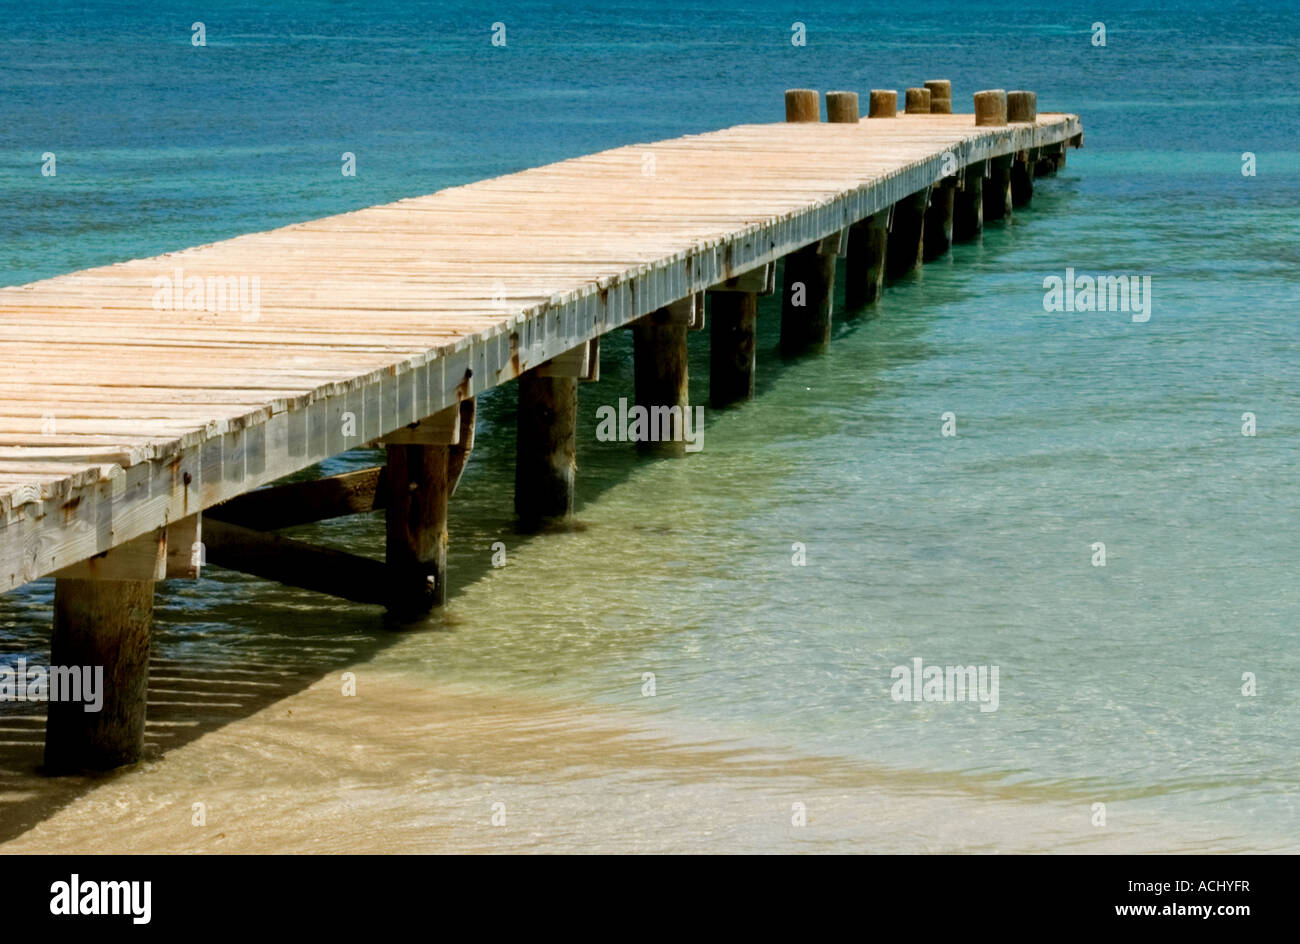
1, 87, 1081, 771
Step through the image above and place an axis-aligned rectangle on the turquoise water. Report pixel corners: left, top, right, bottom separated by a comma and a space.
1, 1, 1297, 850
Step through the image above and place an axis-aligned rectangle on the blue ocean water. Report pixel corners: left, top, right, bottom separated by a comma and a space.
1, 1, 1297, 850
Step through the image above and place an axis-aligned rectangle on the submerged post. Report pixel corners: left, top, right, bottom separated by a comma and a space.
633, 303, 690, 456
825, 90, 859, 124
515, 368, 578, 530
885, 187, 931, 279
845, 211, 889, 309
44, 529, 164, 773
709, 291, 758, 406
923, 177, 958, 260
953, 160, 986, 240
985, 154, 1014, 222
385, 439, 450, 616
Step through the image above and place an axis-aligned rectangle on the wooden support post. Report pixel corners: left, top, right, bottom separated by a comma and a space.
844, 211, 889, 309
780, 242, 836, 353
923, 178, 958, 261
984, 154, 1014, 222
825, 90, 859, 124
385, 442, 449, 617
1007, 90, 1037, 123
784, 88, 820, 122
974, 89, 1008, 126
1011, 151, 1035, 207
708, 290, 757, 406
886, 188, 931, 280
904, 87, 932, 114
515, 369, 577, 530
1035, 142, 1063, 177
45, 529, 162, 773
924, 79, 952, 114
868, 90, 897, 118
632, 309, 690, 456
954, 160, 985, 241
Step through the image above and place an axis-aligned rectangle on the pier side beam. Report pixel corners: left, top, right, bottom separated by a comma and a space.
515, 368, 578, 530
845, 211, 890, 309
954, 160, 985, 241
923, 177, 958, 261
385, 440, 450, 617
44, 528, 165, 773
633, 306, 690, 456
984, 154, 1014, 223
886, 187, 931, 280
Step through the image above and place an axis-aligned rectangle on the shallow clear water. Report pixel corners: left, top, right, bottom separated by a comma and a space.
1, 0, 1297, 851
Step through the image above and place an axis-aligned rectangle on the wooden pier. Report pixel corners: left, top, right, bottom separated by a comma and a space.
0, 86, 1081, 772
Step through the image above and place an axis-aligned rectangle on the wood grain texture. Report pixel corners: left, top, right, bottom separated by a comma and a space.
0, 112, 1082, 591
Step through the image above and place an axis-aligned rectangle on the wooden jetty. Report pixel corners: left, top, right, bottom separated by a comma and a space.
0, 86, 1082, 772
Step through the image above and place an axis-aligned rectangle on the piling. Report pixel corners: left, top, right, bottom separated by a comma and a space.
633, 308, 690, 456
885, 187, 931, 279
868, 90, 898, 117
709, 292, 758, 405
385, 442, 450, 615
515, 371, 577, 529
825, 90, 859, 124
923, 177, 958, 260
784, 88, 820, 123
984, 154, 1014, 222
43, 577, 154, 772
953, 160, 985, 240
1007, 90, 1037, 123
974, 89, 1008, 126
924, 79, 952, 114
905, 88, 932, 114
845, 212, 889, 309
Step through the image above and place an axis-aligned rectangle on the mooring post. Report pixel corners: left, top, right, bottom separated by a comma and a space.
44, 528, 165, 773
784, 88, 819, 123
953, 160, 985, 241
780, 89, 837, 353
385, 437, 450, 617
885, 187, 931, 279
904, 87, 932, 114
1008, 91, 1037, 206
868, 90, 898, 118
633, 302, 691, 456
925, 79, 952, 114
825, 90, 858, 124
923, 177, 958, 261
